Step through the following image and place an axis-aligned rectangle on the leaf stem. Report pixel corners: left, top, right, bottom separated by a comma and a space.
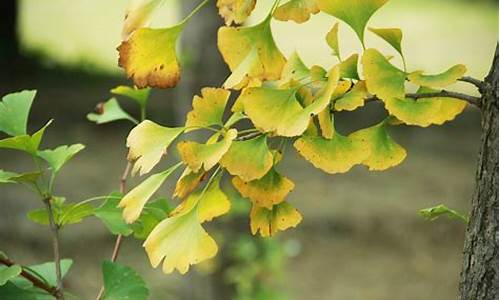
43, 196, 65, 300
180, 0, 210, 25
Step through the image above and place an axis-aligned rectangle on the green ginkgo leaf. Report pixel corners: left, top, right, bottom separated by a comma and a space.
326, 23, 340, 58
102, 261, 149, 300
334, 81, 369, 111
419, 204, 468, 223
0, 90, 36, 136
94, 192, 133, 236
349, 121, 407, 171
37, 144, 85, 173
273, 0, 319, 23
279, 52, 311, 84
111, 85, 151, 108
0, 121, 52, 155
220, 135, 274, 181
87, 98, 138, 124
28, 197, 95, 227
317, 0, 388, 44
127, 120, 184, 176
339, 53, 359, 80
363, 48, 406, 101
185, 88, 230, 130
218, 15, 286, 89
232, 167, 295, 209
0, 265, 22, 286
243, 66, 340, 137
407, 65, 467, 88
216, 0, 256, 25
250, 202, 302, 237
118, 163, 181, 224
177, 129, 238, 172
131, 197, 172, 240
294, 132, 369, 174
0, 170, 19, 184
369, 27, 403, 57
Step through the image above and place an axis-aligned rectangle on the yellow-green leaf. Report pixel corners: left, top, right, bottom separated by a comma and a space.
383, 97, 441, 127
177, 129, 238, 172
127, 120, 184, 176
216, 0, 256, 25
368, 27, 403, 57
349, 121, 407, 171
250, 202, 302, 237
220, 135, 274, 181
185, 88, 230, 131
339, 53, 359, 80
294, 133, 369, 174
362, 48, 406, 100
407, 65, 467, 88
326, 22, 340, 57
173, 167, 206, 199
118, 25, 183, 89
273, 0, 319, 24
280, 52, 310, 84
218, 17, 286, 89
317, 0, 388, 44
122, 0, 166, 39
232, 167, 295, 209
334, 81, 368, 111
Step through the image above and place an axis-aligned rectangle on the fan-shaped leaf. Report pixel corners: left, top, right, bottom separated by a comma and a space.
408, 65, 467, 88
87, 98, 138, 124
250, 202, 302, 237
216, 0, 256, 25
273, 0, 319, 23
334, 81, 368, 111
0, 90, 36, 136
173, 167, 206, 199
111, 85, 151, 107
369, 27, 403, 57
0, 121, 52, 155
37, 144, 85, 173
339, 53, 359, 80
186, 88, 230, 130
326, 23, 340, 57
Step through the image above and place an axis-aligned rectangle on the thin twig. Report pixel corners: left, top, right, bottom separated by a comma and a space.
459, 76, 484, 89
0, 257, 61, 298
237, 131, 262, 141
95, 161, 132, 300
43, 197, 65, 300
366, 90, 481, 107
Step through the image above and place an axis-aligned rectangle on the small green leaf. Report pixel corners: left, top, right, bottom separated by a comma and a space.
326, 23, 340, 58
369, 27, 403, 57
87, 98, 138, 124
0, 121, 52, 155
94, 192, 133, 236
0, 90, 36, 136
419, 204, 468, 224
27, 197, 95, 227
407, 65, 467, 88
131, 198, 171, 240
0, 265, 22, 286
111, 85, 151, 108
37, 144, 85, 173
339, 53, 359, 80
102, 261, 149, 300
28, 259, 73, 287
0, 170, 19, 184
0, 282, 37, 300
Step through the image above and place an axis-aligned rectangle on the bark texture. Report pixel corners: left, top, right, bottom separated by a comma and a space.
459, 45, 499, 300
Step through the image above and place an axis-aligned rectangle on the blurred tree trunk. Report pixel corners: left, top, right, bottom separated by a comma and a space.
0, 0, 19, 63
459, 45, 498, 300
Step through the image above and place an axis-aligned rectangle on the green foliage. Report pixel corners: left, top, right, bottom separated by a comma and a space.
419, 204, 469, 223
87, 98, 138, 124
27, 197, 95, 227
101, 261, 149, 300
0, 90, 36, 136
0, 265, 22, 286
38, 144, 85, 173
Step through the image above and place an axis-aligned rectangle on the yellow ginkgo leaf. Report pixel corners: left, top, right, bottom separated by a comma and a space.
362, 48, 406, 100
218, 15, 286, 89
122, 0, 166, 39
119, 163, 180, 223
349, 121, 407, 171
407, 65, 467, 88
368, 27, 404, 57
280, 52, 311, 84
216, 0, 256, 25
143, 207, 217, 274
318, 108, 334, 139
118, 25, 183, 89
220, 135, 274, 181
127, 120, 184, 176
383, 97, 441, 127
250, 202, 302, 237
185, 87, 230, 131
232, 167, 295, 209
177, 129, 238, 172
243, 66, 340, 137
294, 133, 369, 174
273, 0, 320, 24
326, 22, 340, 57
334, 81, 369, 111
173, 167, 206, 199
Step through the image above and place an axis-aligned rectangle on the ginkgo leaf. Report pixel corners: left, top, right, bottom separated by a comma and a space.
273, 0, 319, 23
232, 167, 295, 209
250, 202, 302, 237
317, 0, 388, 44
383, 97, 442, 127
0, 90, 36, 136
173, 167, 206, 199
111, 85, 151, 108
280, 52, 310, 84
0, 120, 52, 155
326, 23, 340, 58
122, 0, 166, 39
87, 98, 138, 124
349, 121, 407, 171
177, 129, 238, 172
368, 27, 403, 57
0, 170, 19, 184
127, 120, 184, 176
185, 88, 230, 130
143, 206, 218, 274
318, 107, 334, 139
334, 81, 368, 111
216, 0, 256, 25
363, 48, 406, 100
243, 66, 340, 137
220, 135, 274, 181
118, 25, 183, 89
94, 192, 134, 236
218, 15, 286, 89
0, 265, 22, 286
118, 163, 180, 223
407, 65, 467, 88
339, 53, 359, 80
294, 132, 369, 174
37, 144, 85, 173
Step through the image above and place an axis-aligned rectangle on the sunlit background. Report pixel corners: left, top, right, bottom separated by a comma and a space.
0, 0, 498, 299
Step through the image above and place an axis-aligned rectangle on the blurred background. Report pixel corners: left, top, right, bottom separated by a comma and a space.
0, 0, 498, 299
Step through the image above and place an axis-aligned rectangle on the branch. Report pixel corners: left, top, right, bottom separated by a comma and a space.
43, 197, 65, 300
0, 256, 61, 298
459, 76, 484, 89
366, 90, 481, 107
